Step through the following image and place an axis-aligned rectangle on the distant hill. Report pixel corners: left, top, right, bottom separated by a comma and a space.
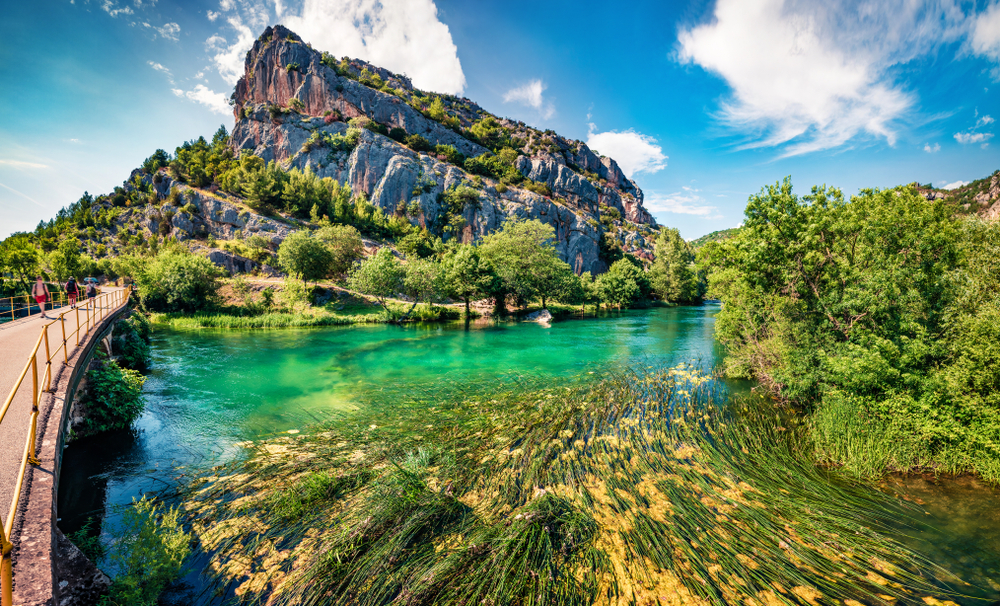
688, 227, 741, 249
914, 170, 1000, 221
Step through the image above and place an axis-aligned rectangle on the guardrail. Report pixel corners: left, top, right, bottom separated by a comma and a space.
0, 288, 69, 324
0, 287, 130, 606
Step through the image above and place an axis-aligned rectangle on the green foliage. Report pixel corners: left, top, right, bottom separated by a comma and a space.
80, 358, 145, 435
348, 248, 405, 314
99, 497, 190, 606
314, 224, 365, 279
48, 238, 84, 281
598, 258, 649, 309
712, 178, 1000, 480
388, 127, 407, 142
438, 243, 494, 314
648, 227, 703, 304
112, 312, 152, 372
140, 149, 170, 175
433, 144, 465, 166
170, 129, 234, 188
405, 134, 432, 152
523, 180, 552, 197
478, 218, 567, 312
278, 230, 335, 285
468, 116, 510, 152
136, 248, 223, 313
463, 148, 523, 184
396, 229, 437, 259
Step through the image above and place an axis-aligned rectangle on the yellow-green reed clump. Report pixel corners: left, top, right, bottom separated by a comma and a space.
180, 365, 962, 606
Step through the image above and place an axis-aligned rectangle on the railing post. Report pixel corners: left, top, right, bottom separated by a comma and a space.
75, 307, 81, 346
1, 528, 12, 606
43, 327, 53, 393
61, 315, 68, 363
30, 356, 37, 415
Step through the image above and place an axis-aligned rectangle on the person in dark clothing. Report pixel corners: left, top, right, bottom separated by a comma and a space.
66, 277, 79, 308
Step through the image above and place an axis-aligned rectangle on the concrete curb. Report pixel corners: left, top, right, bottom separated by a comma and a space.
10, 301, 129, 606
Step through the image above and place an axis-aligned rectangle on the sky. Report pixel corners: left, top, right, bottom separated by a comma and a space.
1, 0, 999, 240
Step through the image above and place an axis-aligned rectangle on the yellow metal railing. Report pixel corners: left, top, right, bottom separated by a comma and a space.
0, 287, 69, 324
0, 287, 130, 606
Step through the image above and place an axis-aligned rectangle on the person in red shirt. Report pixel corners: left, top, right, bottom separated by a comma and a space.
66, 276, 79, 308
32, 276, 50, 319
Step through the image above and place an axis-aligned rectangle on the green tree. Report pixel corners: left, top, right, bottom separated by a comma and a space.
315, 224, 364, 279
598, 259, 646, 309
438, 244, 494, 315
348, 248, 405, 316
48, 238, 83, 281
648, 228, 703, 303
399, 258, 440, 321
282, 166, 330, 217
278, 231, 334, 286
1, 234, 41, 293
478, 218, 563, 314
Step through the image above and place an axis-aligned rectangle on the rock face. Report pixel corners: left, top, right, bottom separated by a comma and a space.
228, 25, 658, 274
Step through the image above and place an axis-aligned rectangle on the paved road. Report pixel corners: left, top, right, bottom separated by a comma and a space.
0, 292, 125, 528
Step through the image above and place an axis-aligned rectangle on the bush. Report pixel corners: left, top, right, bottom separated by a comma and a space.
388, 127, 407, 142
405, 134, 432, 152
80, 358, 145, 435
278, 230, 334, 285
136, 249, 223, 313
112, 312, 152, 372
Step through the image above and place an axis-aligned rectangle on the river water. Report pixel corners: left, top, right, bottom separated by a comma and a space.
58, 304, 1000, 603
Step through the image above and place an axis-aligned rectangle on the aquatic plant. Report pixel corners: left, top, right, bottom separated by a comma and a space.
180, 367, 962, 605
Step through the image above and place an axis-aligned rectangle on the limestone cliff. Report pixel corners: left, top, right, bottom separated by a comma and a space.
227, 25, 658, 273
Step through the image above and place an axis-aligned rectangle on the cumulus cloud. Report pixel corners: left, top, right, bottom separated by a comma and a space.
923, 142, 940, 153
178, 85, 232, 115
954, 112, 994, 145
101, 0, 133, 17
677, 0, 969, 156
147, 60, 174, 84
969, 1, 1000, 77
942, 180, 969, 190
207, 10, 220, 21
586, 125, 667, 178
281, 0, 466, 94
644, 188, 720, 217
157, 22, 180, 40
207, 19, 256, 86
503, 80, 554, 119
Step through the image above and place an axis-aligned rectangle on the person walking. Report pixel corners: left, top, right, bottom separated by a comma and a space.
85, 279, 97, 309
66, 276, 79, 308
32, 276, 51, 319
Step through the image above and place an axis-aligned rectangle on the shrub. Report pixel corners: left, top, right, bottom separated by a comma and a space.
112, 312, 152, 372
405, 134, 432, 152
388, 127, 407, 142
286, 62, 300, 72
278, 230, 334, 286
80, 358, 145, 435
288, 98, 304, 111
136, 248, 223, 313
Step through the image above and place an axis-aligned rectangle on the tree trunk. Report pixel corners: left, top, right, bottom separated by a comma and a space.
464, 296, 470, 316
542, 295, 547, 309
398, 299, 420, 323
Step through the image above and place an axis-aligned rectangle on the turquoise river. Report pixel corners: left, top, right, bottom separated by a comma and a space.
58, 304, 1000, 604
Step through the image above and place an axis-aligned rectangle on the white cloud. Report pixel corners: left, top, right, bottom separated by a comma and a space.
148, 61, 172, 79
178, 85, 231, 115
282, 0, 466, 94
942, 180, 969, 190
969, 1, 1000, 77
677, 0, 969, 156
503, 80, 554, 119
586, 124, 667, 178
645, 190, 719, 217
208, 18, 255, 86
207, 10, 220, 21
101, 0, 133, 17
955, 131, 993, 144
923, 142, 940, 153
954, 112, 994, 144
171, 88, 184, 96
0, 159, 49, 169
157, 22, 180, 40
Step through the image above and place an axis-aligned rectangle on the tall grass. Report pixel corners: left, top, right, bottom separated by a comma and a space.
180, 367, 963, 605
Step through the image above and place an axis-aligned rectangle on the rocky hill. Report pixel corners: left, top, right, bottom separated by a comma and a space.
915, 170, 1000, 220
225, 25, 657, 273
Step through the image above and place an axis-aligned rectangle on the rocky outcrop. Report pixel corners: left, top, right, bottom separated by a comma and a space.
227, 25, 657, 273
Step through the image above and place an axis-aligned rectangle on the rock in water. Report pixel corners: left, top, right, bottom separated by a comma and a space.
524, 309, 553, 324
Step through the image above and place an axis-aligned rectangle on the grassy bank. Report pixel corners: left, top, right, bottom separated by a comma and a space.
180, 368, 962, 606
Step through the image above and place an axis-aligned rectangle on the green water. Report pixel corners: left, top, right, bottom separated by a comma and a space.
57, 305, 1000, 604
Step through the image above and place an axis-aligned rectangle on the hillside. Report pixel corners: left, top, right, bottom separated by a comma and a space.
688, 227, 740, 249
914, 170, 1000, 220
3, 24, 661, 286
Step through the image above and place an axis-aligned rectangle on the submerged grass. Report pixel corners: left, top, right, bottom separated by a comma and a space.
180, 367, 964, 606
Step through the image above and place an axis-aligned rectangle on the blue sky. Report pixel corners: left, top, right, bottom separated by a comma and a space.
1, 0, 999, 239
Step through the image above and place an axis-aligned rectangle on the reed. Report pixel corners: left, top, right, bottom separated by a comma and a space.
179, 367, 963, 605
